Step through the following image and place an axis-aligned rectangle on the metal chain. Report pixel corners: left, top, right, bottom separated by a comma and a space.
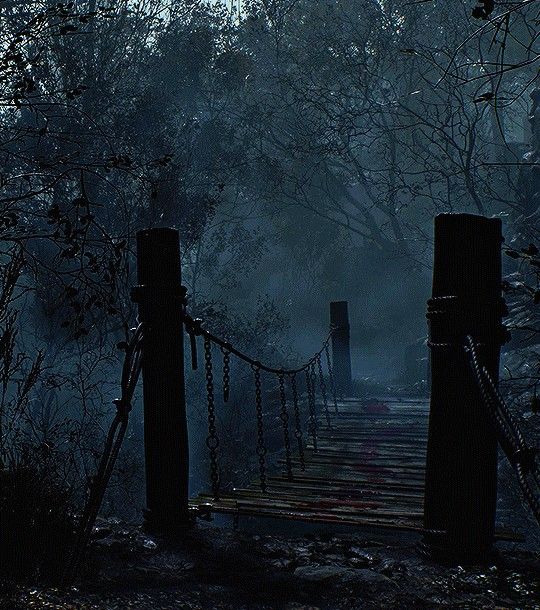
221, 346, 231, 402
306, 365, 318, 451
253, 365, 267, 493
324, 344, 338, 414
183, 309, 334, 376
317, 354, 331, 428
204, 336, 220, 500
290, 372, 305, 471
278, 372, 293, 481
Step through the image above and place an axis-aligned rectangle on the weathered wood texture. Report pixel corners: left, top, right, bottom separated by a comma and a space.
132, 228, 190, 532
190, 396, 517, 540
423, 214, 503, 556
330, 301, 352, 396
192, 397, 430, 531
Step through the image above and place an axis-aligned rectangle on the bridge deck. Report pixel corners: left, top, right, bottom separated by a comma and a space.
190, 397, 517, 538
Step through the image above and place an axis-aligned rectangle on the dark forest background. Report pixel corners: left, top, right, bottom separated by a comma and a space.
1, 0, 539, 574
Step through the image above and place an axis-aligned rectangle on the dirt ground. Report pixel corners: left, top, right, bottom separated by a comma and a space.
1, 521, 539, 609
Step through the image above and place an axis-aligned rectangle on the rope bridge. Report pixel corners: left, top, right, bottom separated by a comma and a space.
65, 215, 540, 580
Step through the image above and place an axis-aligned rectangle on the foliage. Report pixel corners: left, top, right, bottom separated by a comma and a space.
0, 0, 539, 550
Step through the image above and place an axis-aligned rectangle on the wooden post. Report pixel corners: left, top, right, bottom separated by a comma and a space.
131, 228, 190, 532
422, 213, 503, 558
330, 301, 352, 397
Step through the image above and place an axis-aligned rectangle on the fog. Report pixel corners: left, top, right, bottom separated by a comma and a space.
1, 0, 539, 573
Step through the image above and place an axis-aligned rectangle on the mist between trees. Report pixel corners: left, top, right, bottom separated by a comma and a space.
0, 0, 539, 559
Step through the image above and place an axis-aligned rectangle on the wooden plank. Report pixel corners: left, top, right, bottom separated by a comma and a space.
189, 395, 519, 541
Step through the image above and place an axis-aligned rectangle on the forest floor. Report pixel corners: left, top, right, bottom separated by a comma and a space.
1, 520, 539, 609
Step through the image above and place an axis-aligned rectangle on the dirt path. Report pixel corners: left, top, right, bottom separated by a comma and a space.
2, 522, 539, 609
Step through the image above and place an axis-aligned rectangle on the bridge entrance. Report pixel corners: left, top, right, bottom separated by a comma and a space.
69, 213, 537, 582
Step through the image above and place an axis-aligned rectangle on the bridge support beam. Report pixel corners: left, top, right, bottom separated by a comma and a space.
330, 301, 352, 397
131, 228, 190, 533
422, 213, 503, 559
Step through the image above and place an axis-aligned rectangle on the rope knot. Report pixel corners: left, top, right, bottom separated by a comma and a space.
189, 317, 204, 336
113, 397, 132, 420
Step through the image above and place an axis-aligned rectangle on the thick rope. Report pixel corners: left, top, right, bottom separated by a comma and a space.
466, 335, 540, 525
63, 323, 144, 584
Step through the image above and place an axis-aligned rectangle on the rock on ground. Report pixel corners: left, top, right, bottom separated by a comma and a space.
1, 520, 539, 609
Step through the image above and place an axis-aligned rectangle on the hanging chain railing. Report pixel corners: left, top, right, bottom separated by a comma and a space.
278, 372, 293, 481
65, 293, 339, 580
63, 323, 145, 584
253, 364, 267, 493
204, 335, 220, 500
325, 343, 339, 414
306, 363, 318, 452
317, 354, 331, 428
183, 306, 337, 497
290, 371, 306, 471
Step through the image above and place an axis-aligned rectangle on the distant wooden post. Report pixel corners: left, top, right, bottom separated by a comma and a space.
422, 214, 503, 558
330, 301, 352, 397
131, 228, 190, 532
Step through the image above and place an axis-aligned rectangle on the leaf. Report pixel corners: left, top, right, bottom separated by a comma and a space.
505, 249, 520, 259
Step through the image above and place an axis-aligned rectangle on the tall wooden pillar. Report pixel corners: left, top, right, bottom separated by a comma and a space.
131, 228, 190, 532
422, 213, 503, 558
330, 301, 352, 397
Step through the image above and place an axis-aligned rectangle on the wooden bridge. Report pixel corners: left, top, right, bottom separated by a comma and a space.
123, 214, 531, 560
191, 396, 429, 532
69, 212, 539, 586
189, 395, 518, 541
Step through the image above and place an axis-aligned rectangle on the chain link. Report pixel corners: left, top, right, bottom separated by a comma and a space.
253, 365, 267, 493
324, 344, 338, 414
204, 336, 220, 500
290, 372, 305, 471
306, 365, 318, 451
221, 346, 231, 402
278, 372, 293, 481
317, 354, 331, 428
